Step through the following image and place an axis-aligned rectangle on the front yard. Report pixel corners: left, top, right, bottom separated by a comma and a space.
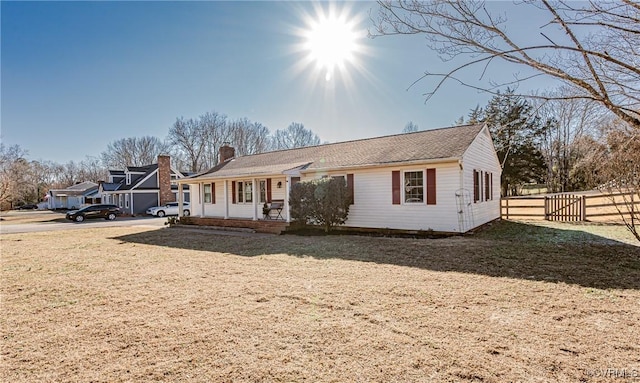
1, 221, 639, 382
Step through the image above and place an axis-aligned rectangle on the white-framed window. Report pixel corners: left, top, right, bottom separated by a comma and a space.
204, 183, 212, 203
404, 171, 424, 203
126, 173, 131, 185
125, 194, 129, 208
237, 181, 253, 204
259, 180, 266, 204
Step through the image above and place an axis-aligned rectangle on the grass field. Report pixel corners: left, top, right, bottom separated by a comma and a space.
1, 221, 639, 382
0, 210, 67, 225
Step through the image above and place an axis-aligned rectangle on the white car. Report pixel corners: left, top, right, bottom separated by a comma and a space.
146, 202, 190, 217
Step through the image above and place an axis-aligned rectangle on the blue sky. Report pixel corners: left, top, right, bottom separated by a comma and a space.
2, 1, 559, 164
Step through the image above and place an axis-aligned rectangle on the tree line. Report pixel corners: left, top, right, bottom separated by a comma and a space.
0, 113, 322, 208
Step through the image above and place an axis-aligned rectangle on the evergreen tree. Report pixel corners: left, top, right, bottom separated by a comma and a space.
474, 89, 546, 196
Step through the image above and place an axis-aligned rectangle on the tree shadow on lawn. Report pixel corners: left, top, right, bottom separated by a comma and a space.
112, 220, 640, 290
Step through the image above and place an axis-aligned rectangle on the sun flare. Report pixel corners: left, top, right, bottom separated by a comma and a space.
294, 3, 367, 84
305, 14, 357, 81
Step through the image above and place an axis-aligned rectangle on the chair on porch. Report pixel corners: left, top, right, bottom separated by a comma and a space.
263, 200, 284, 220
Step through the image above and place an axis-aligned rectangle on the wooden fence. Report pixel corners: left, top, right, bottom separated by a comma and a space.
501, 191, 639, 222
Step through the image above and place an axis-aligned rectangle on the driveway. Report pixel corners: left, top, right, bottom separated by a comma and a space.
0, 213, 166, 234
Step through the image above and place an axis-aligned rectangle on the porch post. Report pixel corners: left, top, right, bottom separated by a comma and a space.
252, 178, 258, 221
178, 183, 183, 217
130, 192, 134, 215
200, 183, 205, 217
285, 176, 291, 223
223, 180, 229, 219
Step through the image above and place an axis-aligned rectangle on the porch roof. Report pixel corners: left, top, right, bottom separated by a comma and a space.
186, 162, 311, 181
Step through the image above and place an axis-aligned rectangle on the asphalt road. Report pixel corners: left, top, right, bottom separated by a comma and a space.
0, 214, 167, 235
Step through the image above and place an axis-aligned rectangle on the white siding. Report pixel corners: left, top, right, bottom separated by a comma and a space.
303, 163, 463, 233
187, 183, 202, 216
270, 177, 287, 201
461, 126, 502, 230
204, 181, 227, 217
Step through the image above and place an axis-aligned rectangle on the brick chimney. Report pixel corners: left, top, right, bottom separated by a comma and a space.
158, 155, 175, 206
219, 143, 235, 163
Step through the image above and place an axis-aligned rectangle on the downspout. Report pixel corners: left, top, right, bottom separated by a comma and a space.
458, 159, 465, 233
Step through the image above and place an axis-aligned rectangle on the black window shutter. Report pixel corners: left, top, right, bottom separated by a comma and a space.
346, 173, 354, 205
266, 179, 272, 203
473, 170, 479, 203
232, 181, 236, 204
392, 171, 401, 205
426, 168, 436, 205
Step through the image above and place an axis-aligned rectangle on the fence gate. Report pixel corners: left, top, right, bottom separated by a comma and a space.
545, 194, 584, 221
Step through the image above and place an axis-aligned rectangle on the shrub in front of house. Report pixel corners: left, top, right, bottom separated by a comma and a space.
289, 177, 352, 232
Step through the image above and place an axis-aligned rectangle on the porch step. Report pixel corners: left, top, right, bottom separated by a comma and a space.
179, 216, 288, 235
172, 224, 257, 234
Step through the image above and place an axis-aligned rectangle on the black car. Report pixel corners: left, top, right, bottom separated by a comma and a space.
66, 204, 122, 222
16, 204, 38, 210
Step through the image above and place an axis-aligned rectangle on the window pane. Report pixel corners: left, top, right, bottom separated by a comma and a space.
245, 182, 253, 203
331, 175, 346, 185
404, 171, 424, 203
260, 180, 266, 203
204, 184, 212, 203
237, 182, 243, 203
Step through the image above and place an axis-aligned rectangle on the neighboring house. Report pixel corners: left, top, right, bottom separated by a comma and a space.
99, 155, 191, 215
46, 181, 100, 210
177, 124, 501, 233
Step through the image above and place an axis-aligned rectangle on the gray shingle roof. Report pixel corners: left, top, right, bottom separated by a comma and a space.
50, 181, 99, 195
189, 124, 484, 180
65, 181, 98, 191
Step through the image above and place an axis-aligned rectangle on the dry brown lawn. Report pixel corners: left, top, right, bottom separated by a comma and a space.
1, 221, 639, 382
0, 210, 66, 225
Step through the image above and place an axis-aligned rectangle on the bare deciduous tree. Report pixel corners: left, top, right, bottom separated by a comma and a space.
101, 136, 171, 168
533, 87, 607, 192
200, 111, 228, 169
77, 156, 108, 183
168, 117, 207, 172
373, 0, 640, 130
0, 144, 30, 207
225, 118, 271, 156
272, 122, 321, 150
595, 121, 640, 241
374, 0, 640, 239
402, 121, 419, 133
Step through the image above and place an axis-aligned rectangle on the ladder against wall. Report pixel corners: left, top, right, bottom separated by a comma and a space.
455, 189, 474, 233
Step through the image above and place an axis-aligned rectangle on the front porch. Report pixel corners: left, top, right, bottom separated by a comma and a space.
179, 216, 289, 234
